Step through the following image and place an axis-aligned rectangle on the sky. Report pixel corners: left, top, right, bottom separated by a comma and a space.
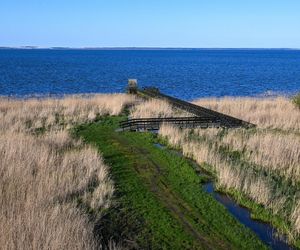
0, 0, 300, 48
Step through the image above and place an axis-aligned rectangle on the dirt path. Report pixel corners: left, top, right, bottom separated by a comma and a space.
118, 135, 228, 249
76, 119, 267, 249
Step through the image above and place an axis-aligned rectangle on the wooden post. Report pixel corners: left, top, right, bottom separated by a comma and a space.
128, 79, 138, 94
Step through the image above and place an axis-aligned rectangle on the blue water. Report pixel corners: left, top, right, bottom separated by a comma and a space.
154, 142, 294, 249
203, 183, 293, 250
0, 49, 299, 99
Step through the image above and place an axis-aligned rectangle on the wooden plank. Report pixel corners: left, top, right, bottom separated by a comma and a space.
139, 88, 255, 128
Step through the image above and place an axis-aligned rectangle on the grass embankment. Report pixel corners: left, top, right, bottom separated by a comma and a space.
74, 116, 267, 249
159, 125, 300, 248
132, 96, 300, 246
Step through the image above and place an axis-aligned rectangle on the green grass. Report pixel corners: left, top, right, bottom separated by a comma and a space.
179, 128, 300, 248
293, 93, 300, 109
73, 116, 267, 249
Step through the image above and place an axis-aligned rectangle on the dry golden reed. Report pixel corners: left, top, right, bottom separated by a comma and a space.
0, 93, 136, 133
158, 96, 300, 240
221, 129, 300, 181
159, 125, 278, 210
193, 96, 300, 131
0, 131, 113, 250
130, 98, 192, 118
0, 94, 133, 250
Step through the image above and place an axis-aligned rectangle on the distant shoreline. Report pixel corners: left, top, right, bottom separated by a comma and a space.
0, 47, 299, 51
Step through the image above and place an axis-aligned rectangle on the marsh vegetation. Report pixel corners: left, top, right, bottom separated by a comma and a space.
155, 97, 300, 246
1, 93, 299, 249
0, 94, 136, 249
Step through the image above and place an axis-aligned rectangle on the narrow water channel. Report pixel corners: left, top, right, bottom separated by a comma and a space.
153, 143, 294, 250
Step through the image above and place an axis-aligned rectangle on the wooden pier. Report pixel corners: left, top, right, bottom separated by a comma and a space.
120, 116, 222, 131
120, 81, 255, 131
140, 87, 254, 128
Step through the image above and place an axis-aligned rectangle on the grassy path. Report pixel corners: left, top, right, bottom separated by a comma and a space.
74, 116, 267, 249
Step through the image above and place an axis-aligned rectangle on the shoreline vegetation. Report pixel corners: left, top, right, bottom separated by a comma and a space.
74, 117, 266, 249
132, 95, 300, 247
0, 94, 136, 249
1, 93, 300, 249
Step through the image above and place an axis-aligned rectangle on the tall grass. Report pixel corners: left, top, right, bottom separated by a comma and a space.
0, 94, 135, 250
130, 98, 192, 118
158, 96, 300, 242
0, 93, 136, 133
159, 125, 292, 230
159, 125, 280, 209
0, 131, 113, 250
193, 97, 300, 131
220, 130, 300, 181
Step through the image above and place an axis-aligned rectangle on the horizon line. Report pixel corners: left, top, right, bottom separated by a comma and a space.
0, 46, 299, 50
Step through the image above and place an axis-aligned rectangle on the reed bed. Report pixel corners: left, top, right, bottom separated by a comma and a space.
191, 128, 300, 181
130, 98, 192, 118
157, 96, 300, 242
0, 94, 134, 250
221, 130, 300, 181
193, 97, 300, 131
159, 124, 296, 235
0, 93, 136, 133
159, 125, 282, 210
0, 131, 113, 250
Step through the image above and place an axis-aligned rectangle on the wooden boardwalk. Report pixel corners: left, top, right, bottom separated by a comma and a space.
120, 116, 222, 131
140, 88, 255, 128
120, 87, 255, 131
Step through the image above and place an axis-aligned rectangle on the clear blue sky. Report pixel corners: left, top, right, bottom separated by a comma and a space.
1, 0, 299, 48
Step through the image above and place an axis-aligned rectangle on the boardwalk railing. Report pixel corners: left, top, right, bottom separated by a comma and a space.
119, 86, 255, 131
139, 88, 255, 128
120, 116, 222, 131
